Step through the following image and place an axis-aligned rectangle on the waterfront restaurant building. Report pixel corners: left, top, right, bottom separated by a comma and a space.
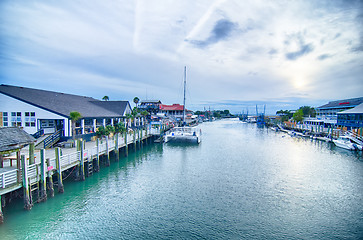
0, 85, 132, 137
316, 97, 363, 120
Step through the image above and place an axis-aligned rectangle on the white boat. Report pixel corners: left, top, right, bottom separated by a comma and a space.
164, 66, 201, 144
333, 136, 356, 150
164, 126, 201, 144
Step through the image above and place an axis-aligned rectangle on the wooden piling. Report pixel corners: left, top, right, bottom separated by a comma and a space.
21, 155, 32, 210
78, 140, 85, 181
133, 130, 137, 151
46, 159, 54, 197
55, 148, 64, 193
39, 149, 47, 202
105, 136, 110, 166
115, 133, 119, 161
0, 194, 3, 224
95, 138, 100, 172
124, 131, 128, 157
29, 143, 35, 165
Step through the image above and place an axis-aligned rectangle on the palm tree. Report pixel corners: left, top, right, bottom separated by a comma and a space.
69, 111, 82, 139
102, 96, 109, 101
133, 97, 139, 108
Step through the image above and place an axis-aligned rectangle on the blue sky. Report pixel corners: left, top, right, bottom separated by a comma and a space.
1, 0, 362, 114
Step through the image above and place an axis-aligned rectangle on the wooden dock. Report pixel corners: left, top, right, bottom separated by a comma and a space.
0, 125, 168, 223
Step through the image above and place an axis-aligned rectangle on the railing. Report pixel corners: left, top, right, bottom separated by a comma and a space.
32, 129, 44, 139
43, 130, 61, 149
28, 163, 41, 181
1, 129, 157, 190
0, 169, 19, 188
60, 151, 81, 168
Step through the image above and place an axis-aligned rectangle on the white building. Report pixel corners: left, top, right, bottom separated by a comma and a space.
0, 85, 132, 137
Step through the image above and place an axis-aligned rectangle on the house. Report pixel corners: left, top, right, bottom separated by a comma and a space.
0, 85, 132, 137
138, 100, 162, 114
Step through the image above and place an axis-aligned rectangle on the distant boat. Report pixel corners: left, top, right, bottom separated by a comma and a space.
164, 66, 201, 144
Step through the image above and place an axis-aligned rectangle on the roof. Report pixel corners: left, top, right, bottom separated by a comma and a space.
0, 127, 35, 152
0, 84, 130, 118
338, 103, 363, 114
317, 97, 363, 109
160, 104, 185, 111
140, 100, 161, 104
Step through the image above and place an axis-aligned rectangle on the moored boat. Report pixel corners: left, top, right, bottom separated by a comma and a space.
333, 136, 356, 150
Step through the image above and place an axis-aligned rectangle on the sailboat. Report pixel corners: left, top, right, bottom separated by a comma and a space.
164, 66, 201, 144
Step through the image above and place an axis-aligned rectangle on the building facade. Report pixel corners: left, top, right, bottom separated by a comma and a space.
0, 85, 132, 137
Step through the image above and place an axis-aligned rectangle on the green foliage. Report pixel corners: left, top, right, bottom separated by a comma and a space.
114, 122, 126, 133
299, 106, 316, 117
96, 126, 109, 137
102, 96, 109, 101
223, 109, 230, 115
69, 111, 82, 121
106, 125, 115, 134
133, 97, 140, 107
293, 109, 304, 122
276, 110, 293, 122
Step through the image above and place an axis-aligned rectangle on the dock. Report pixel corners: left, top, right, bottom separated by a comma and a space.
0, 125, 169, 223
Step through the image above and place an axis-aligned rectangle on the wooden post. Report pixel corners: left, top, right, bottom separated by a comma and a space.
21, 155, 32, 210
0, 194, 3, 224
39, 149, 47, 202
115, 133, 119, 161
133, 129, 137, 151
124, 131, 128, 157
105, 136, 110, 166
46, 159, 54, 197
95, 138, 100, 172
55, 148, 64, 193
78, 140, 85, 181
29, 143, 35, 165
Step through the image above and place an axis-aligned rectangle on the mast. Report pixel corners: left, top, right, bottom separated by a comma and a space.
183, 66, 186, 126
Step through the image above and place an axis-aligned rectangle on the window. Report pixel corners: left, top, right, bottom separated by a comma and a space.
2, 112, 8, 127
11, 112, 22, 126
25, 112, 36, 127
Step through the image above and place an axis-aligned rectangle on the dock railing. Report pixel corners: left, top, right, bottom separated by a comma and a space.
0, 169, 19, 189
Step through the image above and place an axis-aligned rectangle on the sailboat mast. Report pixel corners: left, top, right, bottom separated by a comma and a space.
183, 66, 186, 125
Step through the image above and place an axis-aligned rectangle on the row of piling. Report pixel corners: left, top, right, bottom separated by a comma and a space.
0, 127, 162, 224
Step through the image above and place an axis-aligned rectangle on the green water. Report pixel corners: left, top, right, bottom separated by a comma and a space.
1, 119, 362, 239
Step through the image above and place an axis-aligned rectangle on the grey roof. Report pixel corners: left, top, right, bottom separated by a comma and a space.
338, 103, 363, 114
0, 84, 130, 118
0, 127, 35, 152
317, 97, 363, 109
140, 100, 162, 104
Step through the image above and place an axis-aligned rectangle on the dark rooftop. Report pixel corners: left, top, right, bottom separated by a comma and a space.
0, 84, 130, 118
0, 127, 35, 152
317, 97, 363, 109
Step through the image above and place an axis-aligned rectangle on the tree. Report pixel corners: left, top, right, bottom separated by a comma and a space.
293, 109, 304, 123
69, 111, 82, 139
223, 110, 230, 115
102, 96, 109, 101
300, 106, 316, 117
133, 97, 140, 108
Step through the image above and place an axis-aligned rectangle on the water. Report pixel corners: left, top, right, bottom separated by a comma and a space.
1, 119, 362, 239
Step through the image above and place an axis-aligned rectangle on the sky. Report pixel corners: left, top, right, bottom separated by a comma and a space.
1, 0, 362, 114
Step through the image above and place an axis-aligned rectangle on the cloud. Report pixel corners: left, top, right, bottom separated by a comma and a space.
317, 54, 332, 61
188, 19, 238, 48
284, 32, 314, 60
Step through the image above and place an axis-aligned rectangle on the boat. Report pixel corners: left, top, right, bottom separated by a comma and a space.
333, 136, 356, 150
164, 66, 201, 144
164, 126, 201, 144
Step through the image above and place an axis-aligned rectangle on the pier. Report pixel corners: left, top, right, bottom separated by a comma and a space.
0, 124, 170, 223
